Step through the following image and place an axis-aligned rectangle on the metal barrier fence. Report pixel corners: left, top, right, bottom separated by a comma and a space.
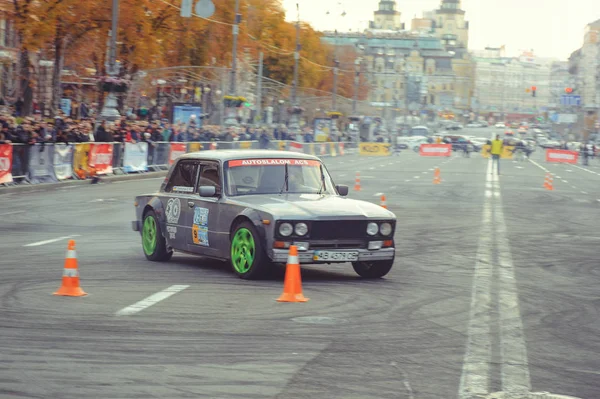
0, 140, 357, 187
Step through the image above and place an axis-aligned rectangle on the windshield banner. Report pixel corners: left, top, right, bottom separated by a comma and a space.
419, 144, 452, 157
545, 149, 578, 164
228, 159, 320, 167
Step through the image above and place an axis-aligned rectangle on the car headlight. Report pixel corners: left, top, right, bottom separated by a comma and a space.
294, 222, 308, 236
366, 222, 379, 236
380, 222, 393, 236
279, 222, 293, 237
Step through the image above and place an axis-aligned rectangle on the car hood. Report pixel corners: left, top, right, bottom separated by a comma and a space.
228, 194, 396, 220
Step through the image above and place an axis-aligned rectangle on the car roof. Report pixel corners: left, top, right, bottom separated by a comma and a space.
177, 149, 321, 162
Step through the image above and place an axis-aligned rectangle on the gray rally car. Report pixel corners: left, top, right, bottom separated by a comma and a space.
132, 150, 397, 279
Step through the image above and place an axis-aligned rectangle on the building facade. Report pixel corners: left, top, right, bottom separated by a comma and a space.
0, 5, 19, 105
472, 50, 552, 122
321, 0, 474, 121
568, 19, 600, 138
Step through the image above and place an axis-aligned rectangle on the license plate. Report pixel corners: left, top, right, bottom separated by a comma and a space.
313, 251, 359, 262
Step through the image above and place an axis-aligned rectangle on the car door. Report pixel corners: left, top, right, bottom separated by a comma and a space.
185, 160, 223, 258
162, 159, 201, 250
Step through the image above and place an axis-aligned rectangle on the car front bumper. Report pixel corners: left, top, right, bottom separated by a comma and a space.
270, 247, 395, 264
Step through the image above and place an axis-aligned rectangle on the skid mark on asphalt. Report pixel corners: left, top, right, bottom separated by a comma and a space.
115, 285, 190, 316
459, 159, 532, 398
0, 210, 26, 217
23, 234, 81, 247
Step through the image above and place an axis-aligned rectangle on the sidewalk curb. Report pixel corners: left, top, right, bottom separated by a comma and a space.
0, 171, 168, 195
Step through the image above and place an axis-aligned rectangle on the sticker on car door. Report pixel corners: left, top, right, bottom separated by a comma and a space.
192, 206, 209, 246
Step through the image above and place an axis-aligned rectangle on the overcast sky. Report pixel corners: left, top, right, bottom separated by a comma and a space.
281, 0, 600, 60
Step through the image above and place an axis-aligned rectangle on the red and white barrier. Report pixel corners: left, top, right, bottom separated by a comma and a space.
419, 144, 452, 157
546, 149, 579, 164
0, 144, 13, 184
89, 143, 114, 175
169, 143, 187, 165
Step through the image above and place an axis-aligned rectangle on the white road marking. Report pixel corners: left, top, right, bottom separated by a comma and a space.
0, 210, 26, 217
581, 191, 588, 194
390, 186, 397, 189
566, 169, 573, 172
369, 166, 375, 170
405, 179, 412, 182
374, 192, 383, 197
571, 164, 600, 176
422, 171, 427, 174
414, 176, 421, 179
339, 174, 347, 178
562, 180, 568, 183
115, 285, 190, 316
23, 235, 82, 247
459, 159, 531, 397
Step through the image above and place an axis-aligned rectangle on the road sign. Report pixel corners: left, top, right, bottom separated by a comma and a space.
181, 0, 192, 17
195, 0, 215, 18
560, 95, 581, 106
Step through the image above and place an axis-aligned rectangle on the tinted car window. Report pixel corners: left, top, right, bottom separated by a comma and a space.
164, 160, 198, 193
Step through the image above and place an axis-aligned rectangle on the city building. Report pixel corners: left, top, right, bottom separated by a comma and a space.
0, 4, 19, 105
321, 0, 474, 122
472, 49, 552, 123
568, 19, 600, 138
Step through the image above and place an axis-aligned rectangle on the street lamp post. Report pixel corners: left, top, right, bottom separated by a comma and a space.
100, 0, 121, 121
288, 4, 302, 134
352, 59, 360, 115
224, 0, 241, 127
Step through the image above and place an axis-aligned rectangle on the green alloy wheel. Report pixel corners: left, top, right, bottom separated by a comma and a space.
230, 221, 269, 279
142, 210, 173, 261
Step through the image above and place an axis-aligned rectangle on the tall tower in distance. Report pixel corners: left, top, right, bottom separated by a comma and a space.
370, 0, 404, 31
433, 0, 469, 49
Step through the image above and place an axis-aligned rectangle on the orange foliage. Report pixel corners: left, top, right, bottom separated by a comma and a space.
10, 0, 365, 100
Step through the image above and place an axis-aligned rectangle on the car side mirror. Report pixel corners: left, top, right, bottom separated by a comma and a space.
336, 184, 349, 196
198, 185, 217, 197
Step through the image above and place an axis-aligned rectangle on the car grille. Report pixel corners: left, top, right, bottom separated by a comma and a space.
309, 241, 365, 249
310, 221, 367, 240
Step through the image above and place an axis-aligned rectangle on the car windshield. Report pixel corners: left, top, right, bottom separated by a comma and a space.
224, 158, 336, 196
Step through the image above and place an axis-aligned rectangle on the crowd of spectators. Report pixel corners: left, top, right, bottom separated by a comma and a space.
0, 111, 349, 148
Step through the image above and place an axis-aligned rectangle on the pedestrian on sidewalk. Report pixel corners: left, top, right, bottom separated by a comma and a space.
490, 134, 503, 175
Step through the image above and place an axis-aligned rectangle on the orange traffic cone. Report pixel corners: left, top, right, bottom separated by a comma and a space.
380, 194, 387, 209
545, 173, 554, 191
54, 240, 87, 297
354, 172, 361, 191
277, 245, 308, 303
433, 167, 441, 184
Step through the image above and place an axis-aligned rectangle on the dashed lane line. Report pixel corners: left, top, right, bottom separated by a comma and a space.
0, 210, 25, 217
115, 285, 190, 316
23, 235, 82, 247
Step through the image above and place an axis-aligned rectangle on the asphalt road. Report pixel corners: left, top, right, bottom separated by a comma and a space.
0, 134, 598, 399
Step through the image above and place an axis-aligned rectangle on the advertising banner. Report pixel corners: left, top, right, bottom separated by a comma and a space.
359, 142, 392, 156
0, 144, 13, 184
123, 142, 149, 173
546, 149, 579, 164
28, 145, 57, 184
89, 143, 114, 175
53, 144, 74, 180
73, 143, 91, 177
419, 144, 452, 157
169, 143, 187, 165
288, 141, 304, 153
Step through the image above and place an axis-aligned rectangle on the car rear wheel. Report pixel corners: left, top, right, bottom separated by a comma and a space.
352, 259, 394, 279
230, 221, 270, 279
142, 210, 173, 262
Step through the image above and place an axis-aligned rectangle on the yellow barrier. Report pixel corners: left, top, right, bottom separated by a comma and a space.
308, 143, 316, 155
330, 142, 337, 157
359, 142, 391, 156
73, 143, 91, 177
188, 143, 204, 152
239, 141, 252, 149
481, 145, 515, 159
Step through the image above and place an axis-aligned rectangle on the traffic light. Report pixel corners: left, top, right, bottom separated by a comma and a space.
531, 86, 536, 97
565, 87, 573, 94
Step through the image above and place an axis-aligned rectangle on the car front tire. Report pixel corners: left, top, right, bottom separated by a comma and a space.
352, 259, 394, 279
142, 210, 173, 262
230, 221, 270, 280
